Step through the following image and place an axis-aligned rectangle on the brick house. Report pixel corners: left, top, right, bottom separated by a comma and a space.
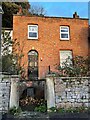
13, 12, 89, 79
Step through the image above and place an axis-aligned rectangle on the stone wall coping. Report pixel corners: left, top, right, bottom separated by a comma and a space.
55, 77, 90, 79
0, 72, 20, 77
0, 74, 20, 82
13, 14, 89, 20
46, 74, 56, 77
46, 75, 90, 79
10, 75, 20, 78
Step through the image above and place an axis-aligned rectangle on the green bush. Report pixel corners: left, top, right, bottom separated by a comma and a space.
49, 107, 57, 112
34, 105, 47, 113
57, 107, 89, 113
57, 108, 65, 113
9, 106, 22, 116
58, 56, 90, 77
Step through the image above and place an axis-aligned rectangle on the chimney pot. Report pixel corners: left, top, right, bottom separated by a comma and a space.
73, 12, 79, 18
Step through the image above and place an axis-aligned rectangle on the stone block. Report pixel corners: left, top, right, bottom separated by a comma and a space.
82, 99, 89, 103
65, 102, 72, 108
63, 99, 68, 103
74, 102, 80, 107
77, 99, 82, 102
56, 98, 60, 104
57, 103, 66, 108
55, 84, 65, 92
84, 103, 89, 107
72, 95, 77, 99
70, 99, 75, 103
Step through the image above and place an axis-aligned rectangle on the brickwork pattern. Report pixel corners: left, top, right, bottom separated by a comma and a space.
13, 15, 89, 78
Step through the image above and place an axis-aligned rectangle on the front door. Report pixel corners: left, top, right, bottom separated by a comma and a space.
28, 50, 38, 80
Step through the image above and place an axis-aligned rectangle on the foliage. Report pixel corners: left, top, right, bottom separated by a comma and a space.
48, 107, 57, 112
48, 107, 90, 113
9, 106, 22, 116
14, 2, 30, 10
20, 96, 46, 106
2, 2, 46, 28
2, 30, 16, 74
2, 2, 30, 28
57, 107, 65, 113
57, 107, 89, 113
30, 5, 46, 16
34, 104, 47, 113
58, 56, 90, 77
2, 30, 13, 55
12, 38, 25, 76
2, 30, 25, 76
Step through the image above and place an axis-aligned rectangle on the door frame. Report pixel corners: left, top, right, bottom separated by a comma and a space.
28, 50, 39, 80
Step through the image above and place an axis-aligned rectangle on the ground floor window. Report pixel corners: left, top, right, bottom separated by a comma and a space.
60, 50, 73, 67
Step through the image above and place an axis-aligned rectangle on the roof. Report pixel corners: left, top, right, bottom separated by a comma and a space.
13, 14, 89, 21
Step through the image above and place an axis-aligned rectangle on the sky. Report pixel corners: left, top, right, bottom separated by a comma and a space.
30, 2, 88, 18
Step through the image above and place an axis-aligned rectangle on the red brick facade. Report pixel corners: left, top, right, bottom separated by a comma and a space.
13, 15, 89, 79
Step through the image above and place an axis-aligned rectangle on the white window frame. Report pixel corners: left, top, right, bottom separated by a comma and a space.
28, 25, 38, 39
60, 50, 72, 67
60, 26, 70, 40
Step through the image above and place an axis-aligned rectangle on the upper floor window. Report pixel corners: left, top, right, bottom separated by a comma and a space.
60, 26, 70, 40
28, 25, 38, 39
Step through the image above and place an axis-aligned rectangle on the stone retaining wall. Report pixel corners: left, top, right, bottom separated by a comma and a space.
46, 75, 90, 109
54, 77, 90, 108
0, 75, 11, 111
0, 74, 19, 112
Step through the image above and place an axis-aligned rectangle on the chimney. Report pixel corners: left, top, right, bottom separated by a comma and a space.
17, 5, 23, 15
73, 12, 79, 18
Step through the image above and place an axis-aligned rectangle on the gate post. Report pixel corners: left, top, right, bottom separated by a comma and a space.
9, 75, 19, 108
46, 75, 55, 110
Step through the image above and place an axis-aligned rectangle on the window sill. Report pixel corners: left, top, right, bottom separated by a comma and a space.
60, 39, 70, 41
27, 38, 38, 40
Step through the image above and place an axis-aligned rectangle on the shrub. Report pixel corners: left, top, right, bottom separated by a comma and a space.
34, 104, 47, 113
58, 56, 90, 77
48, 107, 57, 112
57, 107, 65, 113
57, 107, 89, 113
9, 106, 22, 116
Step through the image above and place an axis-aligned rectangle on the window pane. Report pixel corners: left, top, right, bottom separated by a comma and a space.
29, 32, 37, 37
28, 51, 38, 56
61, 28, 68, 32
60, 51, 72, 59
29, 62, 35, 67
60, 51, 72, 67
35, 62, 37, 66
29, 26, 37, 31
61, 34, 68, 38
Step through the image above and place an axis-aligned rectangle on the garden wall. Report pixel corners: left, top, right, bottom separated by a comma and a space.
46, 75, 90, 109
0, 73, 19, 112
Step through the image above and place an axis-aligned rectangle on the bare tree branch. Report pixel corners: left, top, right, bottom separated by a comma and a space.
30, 5, 46, 16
